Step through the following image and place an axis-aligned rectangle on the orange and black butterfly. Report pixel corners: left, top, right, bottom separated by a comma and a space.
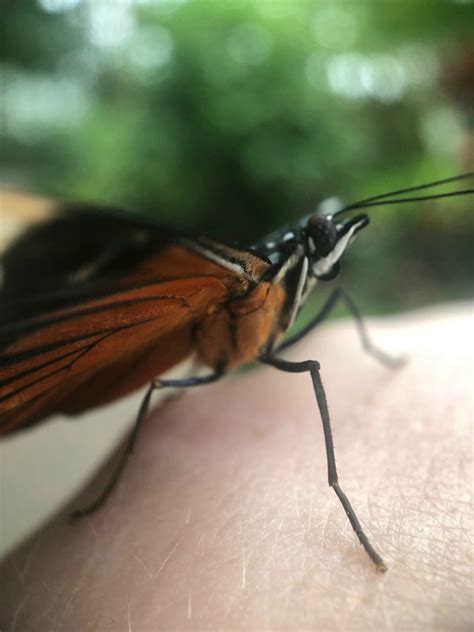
0, 174, 472, 572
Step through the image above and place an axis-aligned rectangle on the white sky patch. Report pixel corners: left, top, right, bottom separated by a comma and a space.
398, 45, 438, 89
326, 53, 408, 102
129, 26, 174, 71
38, 0, 81, 13
87, 3, 135, 49
316, 196, 344, 216
2, 72, 90, 141
362, 56, 407, 102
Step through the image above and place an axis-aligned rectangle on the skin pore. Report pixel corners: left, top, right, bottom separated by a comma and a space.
0, 304, 471, 631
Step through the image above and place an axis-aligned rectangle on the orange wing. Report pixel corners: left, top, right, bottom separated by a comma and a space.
0, 275, 230, 434
0, 195, 272, 434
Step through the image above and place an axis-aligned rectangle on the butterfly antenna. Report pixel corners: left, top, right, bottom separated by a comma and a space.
334, 172, 474, 217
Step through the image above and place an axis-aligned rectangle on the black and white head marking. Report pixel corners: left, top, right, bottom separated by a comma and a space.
308, 214, 368, 279
273, 243, 304, 283
255, 212, 369, 334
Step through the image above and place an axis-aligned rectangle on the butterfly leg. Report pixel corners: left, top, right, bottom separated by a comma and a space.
261, 354, 387, 572
71, 370, 223, 518
277, 287, 403, 367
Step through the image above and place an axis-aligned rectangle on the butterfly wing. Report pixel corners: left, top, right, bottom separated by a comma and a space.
0, 193, 270, 433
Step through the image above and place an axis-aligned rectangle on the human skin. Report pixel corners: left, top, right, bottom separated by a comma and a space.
0, 304, 472, 631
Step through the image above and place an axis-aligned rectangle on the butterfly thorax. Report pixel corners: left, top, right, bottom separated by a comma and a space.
194, 213, 369, 370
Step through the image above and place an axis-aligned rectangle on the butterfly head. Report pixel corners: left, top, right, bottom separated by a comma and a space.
304, 213, 369, 281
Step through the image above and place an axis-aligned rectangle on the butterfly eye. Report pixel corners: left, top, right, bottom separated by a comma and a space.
306, 215, 338, 257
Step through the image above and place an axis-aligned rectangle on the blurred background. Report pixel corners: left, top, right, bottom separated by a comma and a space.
0, 0, 473, 559
1, 0, 473, 312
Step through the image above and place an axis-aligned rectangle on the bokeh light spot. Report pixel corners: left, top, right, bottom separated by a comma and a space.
37, 0, 81, 13
326, 53, 407, 101
227, 23, 272, 66
421, 107, 465, 155
129, 26, 174, 71
312, 6, 358, 49
2, 73, 90, 142
87, 4, 135, 48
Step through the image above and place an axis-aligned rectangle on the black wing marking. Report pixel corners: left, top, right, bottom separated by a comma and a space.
1, 201, 175, 303
0, 193, 272, 357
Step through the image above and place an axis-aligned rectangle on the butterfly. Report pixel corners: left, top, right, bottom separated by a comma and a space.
1, 173, 472, 571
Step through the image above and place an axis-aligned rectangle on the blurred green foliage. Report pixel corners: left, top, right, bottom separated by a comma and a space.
1, 0, 473, 313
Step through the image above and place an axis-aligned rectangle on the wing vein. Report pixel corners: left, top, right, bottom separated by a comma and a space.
0, 332, 114, 404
